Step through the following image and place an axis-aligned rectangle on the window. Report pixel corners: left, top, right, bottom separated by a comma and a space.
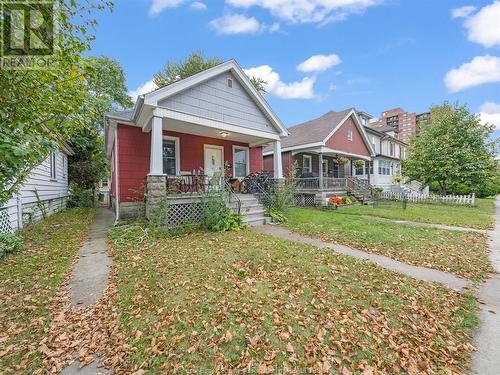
347, 127, 353, 141
322, 159, 328, 177
389, 142, 394, 156
162, 137, 179, 176
233, 146, 249, 178
378, 160, 390, 175
227, 78, 233, 88
332, 161, 339, 178
369, 161, 373, 175
355, 161, 365, 176
371, 136, 376, 152
302, 155, 312, 173
49, 152, 57, 180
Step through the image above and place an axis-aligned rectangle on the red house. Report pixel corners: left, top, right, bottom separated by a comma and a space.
105, 60, 289, 221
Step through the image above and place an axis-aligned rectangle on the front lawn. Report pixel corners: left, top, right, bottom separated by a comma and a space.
334, 198, 495, 229
107, 227, 477, 374
286, 208, 492, 280
0, 209, 95, 374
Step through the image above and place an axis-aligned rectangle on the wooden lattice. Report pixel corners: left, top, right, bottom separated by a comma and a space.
166, 202, 205, 228
0, 209, 12, 233
295, 194, 317, 207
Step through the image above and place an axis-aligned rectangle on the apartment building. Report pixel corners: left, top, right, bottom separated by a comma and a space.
371, 107, 430, 143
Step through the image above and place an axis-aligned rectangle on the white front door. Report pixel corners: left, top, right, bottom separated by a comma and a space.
204, 145, 224, 177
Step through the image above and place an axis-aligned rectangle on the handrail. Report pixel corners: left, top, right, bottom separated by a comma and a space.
224, 179, 241, 215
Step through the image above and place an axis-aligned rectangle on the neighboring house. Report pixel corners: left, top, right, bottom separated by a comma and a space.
105, 60, 288, 223
0, 147, 73, 233
263, 108, 376, 179
358, 111, 409, 191
263, 108, 376, 205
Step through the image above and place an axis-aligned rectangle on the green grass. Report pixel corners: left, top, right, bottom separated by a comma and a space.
108, 227, 478, 374
286, 208, 492, 280
0, 209, 95, 374
334, 198, 495, 229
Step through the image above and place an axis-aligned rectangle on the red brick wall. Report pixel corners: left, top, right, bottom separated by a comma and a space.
250, 146, 263, 173
325, 116, 370, 157
116, 124, 263, 202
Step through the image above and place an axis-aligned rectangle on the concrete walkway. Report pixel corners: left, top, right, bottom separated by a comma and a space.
253, 225, 470, 291
471, 196, 500, 374
61, 208, 114, 375
359, 215, 487, 234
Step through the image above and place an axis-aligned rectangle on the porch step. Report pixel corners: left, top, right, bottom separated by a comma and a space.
228, 194, 268, 226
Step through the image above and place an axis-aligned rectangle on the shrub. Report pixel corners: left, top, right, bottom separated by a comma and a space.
265, 207, 288, 224
200, 193, 245, 232
67, 184, 94, 208
0, 233, 23, 260
341, 196, 352, 204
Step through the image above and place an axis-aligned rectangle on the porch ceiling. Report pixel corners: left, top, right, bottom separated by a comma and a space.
160, 117, 275, 147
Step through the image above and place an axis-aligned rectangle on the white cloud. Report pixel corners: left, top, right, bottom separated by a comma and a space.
149, 0, 185, 15
444, 55, 500, 92
210, 13, 262, 34
129, 79, 158, 101
328, 83, 338, 91
297, 54, 341, 72
269, 22, 280, 32
479, 102, 500, 129
463, 1, 500, 48
226, 0, 381, 24
451, 5, 476, 19
190, 1, 207, 10
244, 65, 316, 99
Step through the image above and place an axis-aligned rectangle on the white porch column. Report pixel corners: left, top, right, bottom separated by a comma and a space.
149, 115, 164, 175
273, 140, 283, 178
319, 153, 324, 190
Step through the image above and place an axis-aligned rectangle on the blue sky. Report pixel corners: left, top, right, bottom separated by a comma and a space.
89, 0, 500, 136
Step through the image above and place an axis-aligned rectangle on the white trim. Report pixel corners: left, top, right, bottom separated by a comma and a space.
263, 141, 324, 155
162, 135, 181, 176
232, 145, 249, 178
203, 144, 225, 177
144, 60, 288, 137
302, 154, 312, 173
153, 107, 281, 141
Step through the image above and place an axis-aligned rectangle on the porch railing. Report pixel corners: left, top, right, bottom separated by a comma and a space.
294, 177, 347, 191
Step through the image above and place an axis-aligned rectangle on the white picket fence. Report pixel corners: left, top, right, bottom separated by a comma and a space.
381, 191, 475, 205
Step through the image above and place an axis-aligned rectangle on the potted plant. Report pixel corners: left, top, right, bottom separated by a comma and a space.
353, 160, 365, 168
337, 156, 349, 165
394, 175, 404, 184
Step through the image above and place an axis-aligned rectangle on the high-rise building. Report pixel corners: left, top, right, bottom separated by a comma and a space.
371, 107, 430, 143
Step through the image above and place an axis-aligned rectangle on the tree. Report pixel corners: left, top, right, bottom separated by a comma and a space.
0, 0, 113, 206
68, 56, 133, 193
403, 102, 499, 195
153, 51, 267, 93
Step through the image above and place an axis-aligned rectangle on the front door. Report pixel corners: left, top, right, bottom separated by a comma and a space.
204, 145, 224, 177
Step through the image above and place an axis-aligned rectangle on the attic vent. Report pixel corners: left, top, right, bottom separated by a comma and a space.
227, 78, 233, 88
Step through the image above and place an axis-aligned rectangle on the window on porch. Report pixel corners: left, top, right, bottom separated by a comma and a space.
302, 155, 312, 173
163, 137, 179, 176
233, 146, 249, 178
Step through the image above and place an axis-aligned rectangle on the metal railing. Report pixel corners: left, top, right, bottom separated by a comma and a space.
294, 177, 347, 191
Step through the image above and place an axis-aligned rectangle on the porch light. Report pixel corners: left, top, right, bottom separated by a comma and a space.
219, 131, 229, 138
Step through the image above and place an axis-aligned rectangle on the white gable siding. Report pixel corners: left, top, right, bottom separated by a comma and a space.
158, 72, 279, 135
0, 150, 70, 232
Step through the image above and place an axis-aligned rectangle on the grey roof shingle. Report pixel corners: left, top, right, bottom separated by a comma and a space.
264, 108, 353, 152
106, 109, 134, 121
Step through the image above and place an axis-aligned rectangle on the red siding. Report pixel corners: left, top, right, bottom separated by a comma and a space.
325, 116, 370, 157
262, 151, 293, 177
116, 124, 263, 202
250, 146, 263, 173
118, 125, 150, 202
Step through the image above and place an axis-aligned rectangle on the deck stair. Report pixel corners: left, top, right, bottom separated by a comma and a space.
346, 177, 375, 204
228, 194, 268, 226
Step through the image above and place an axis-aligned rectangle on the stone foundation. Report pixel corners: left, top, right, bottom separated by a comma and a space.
145, 175, 167, 220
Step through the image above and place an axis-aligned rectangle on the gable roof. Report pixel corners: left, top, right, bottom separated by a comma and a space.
141, 60, 288, 137
264, 108, 375, 156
